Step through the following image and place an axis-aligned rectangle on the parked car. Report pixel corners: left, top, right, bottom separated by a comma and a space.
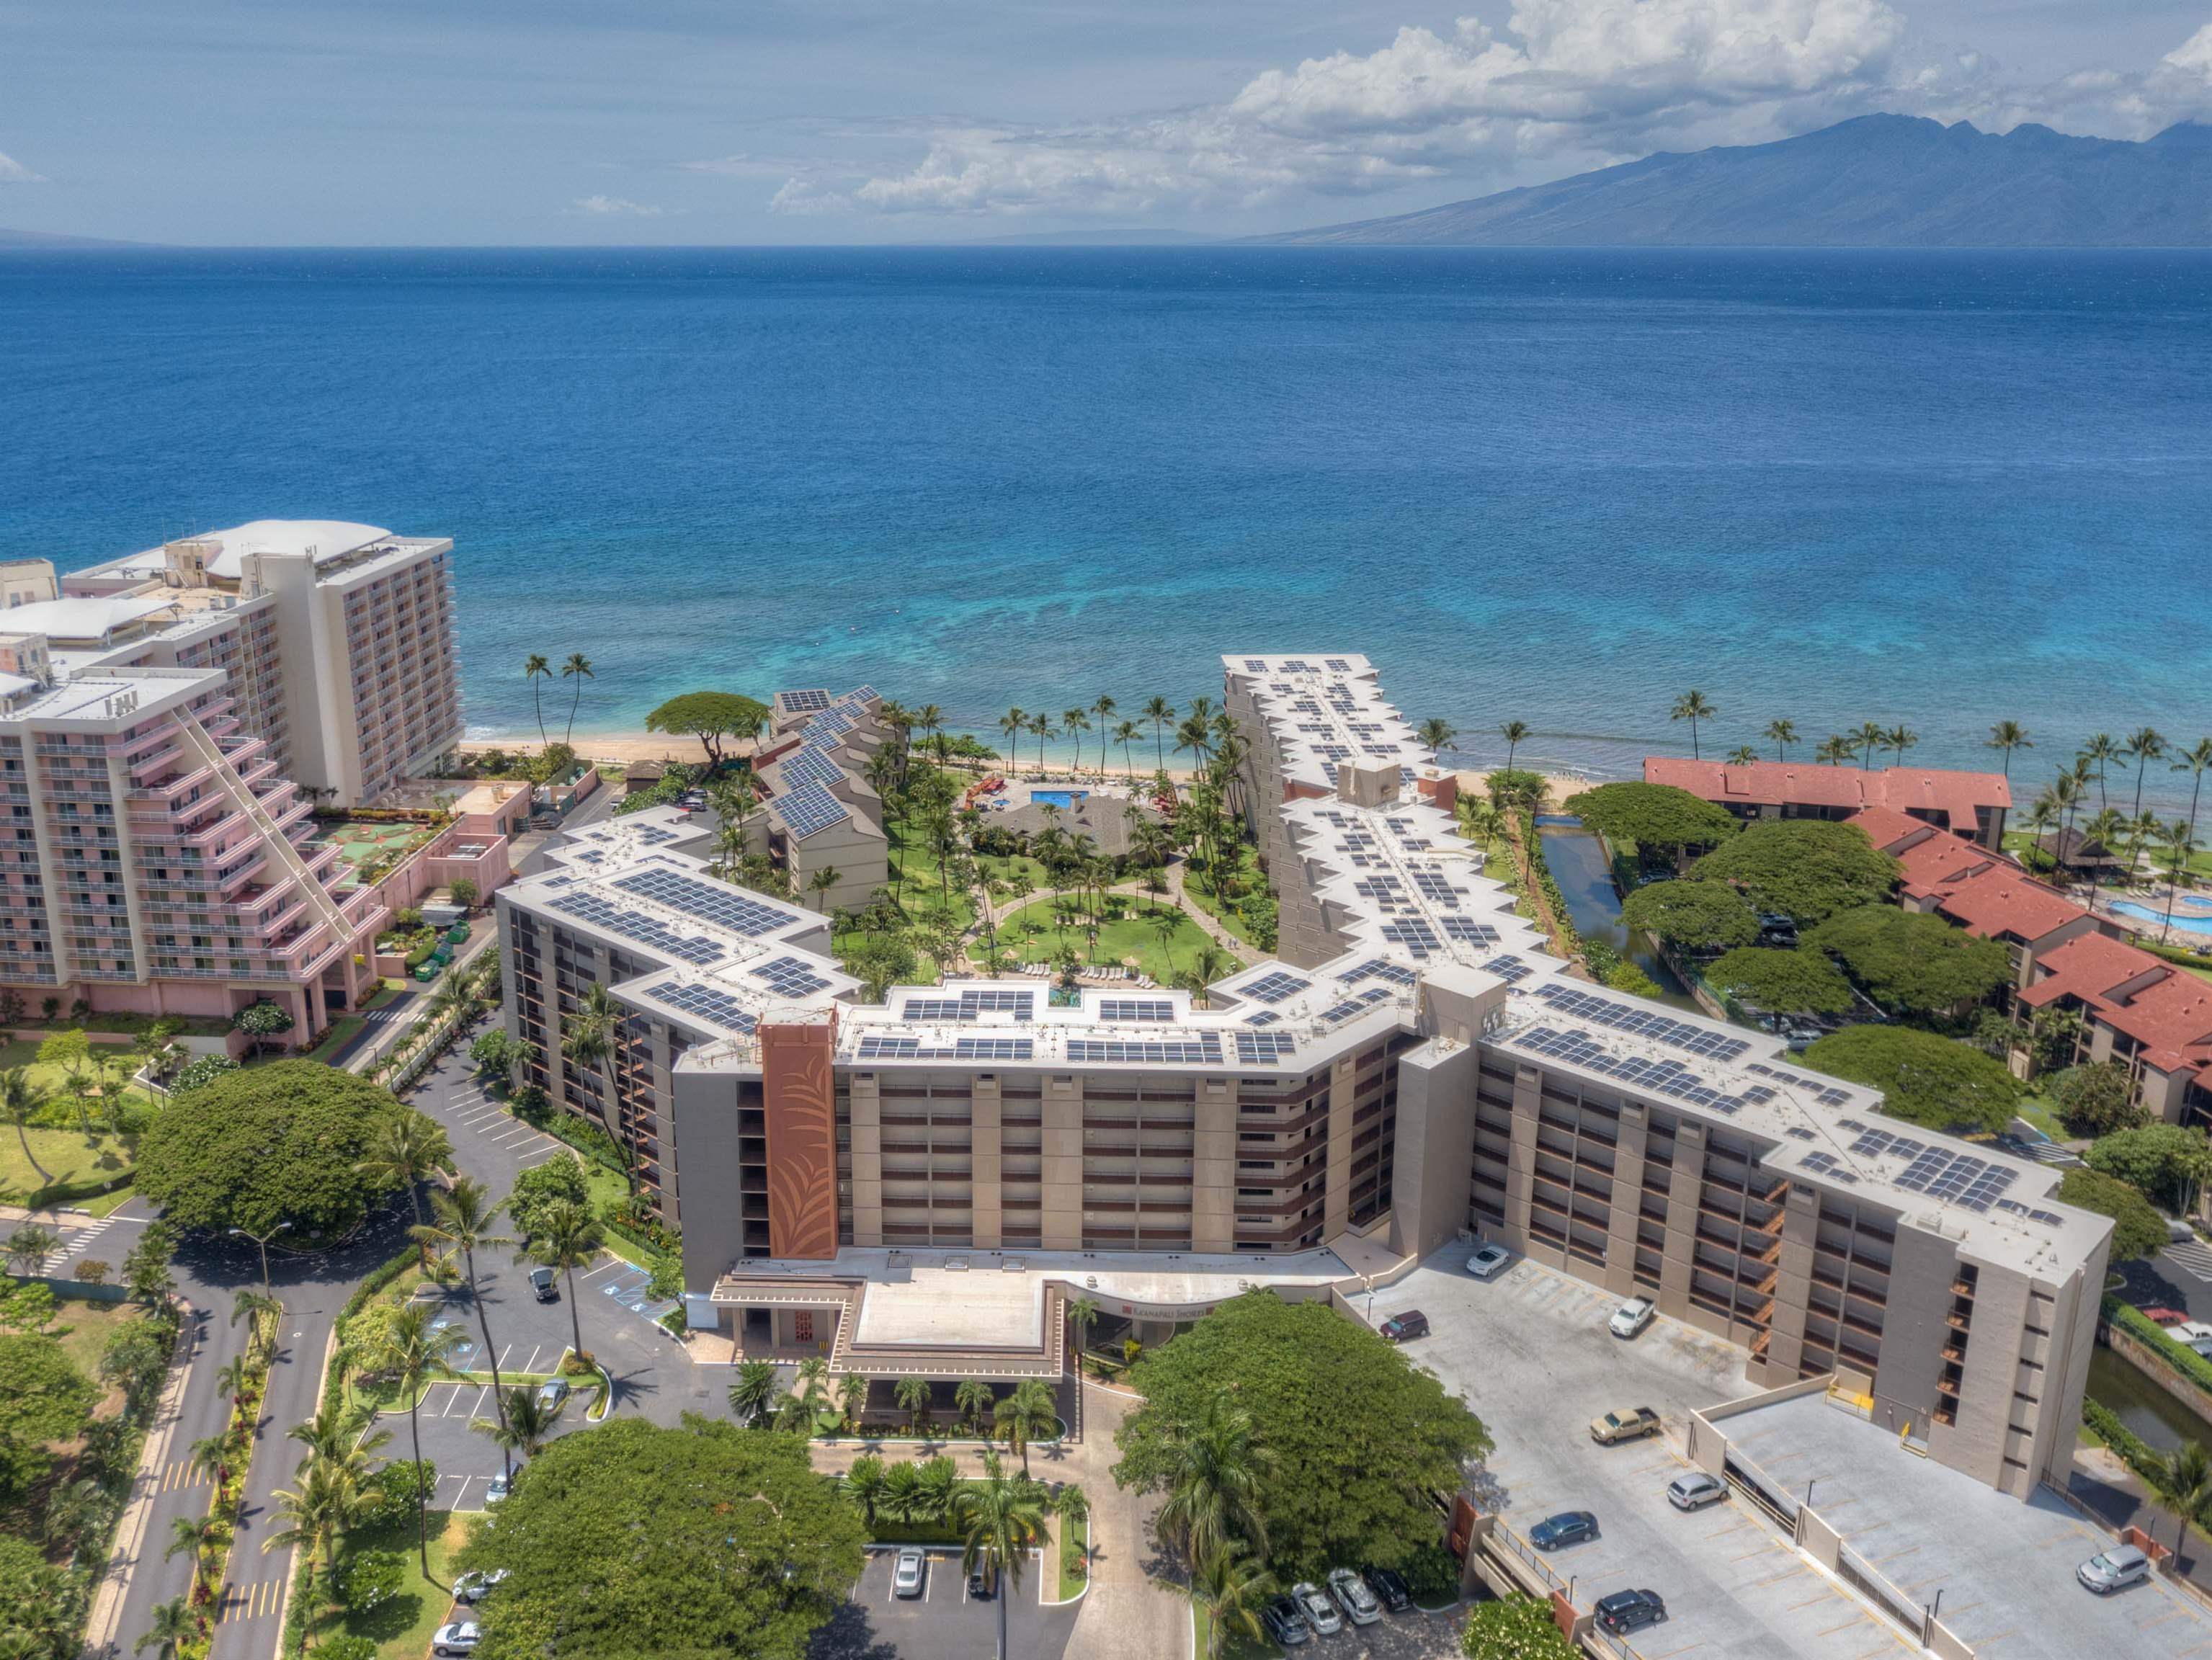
893, 1548, 926, 1598
1327, 1566, 1381, 1624
2077, 1545, 2151, 1594
529, 1266, 558, 1302
1378, 1309, 1430, 1342
1529, 1511, 1598, 1550
2162, 1321, 2212, 1360
967, 1566, 993, 1599
538, 1378, 571, 1411
1589, 1406, 1663, 1446
431, 1622, 482, 1657
1361, 1566, 1412, 1612
1667, 1472, 1729, 1512
1609, 1296, 1655, 1339
1292, 1581, 1344, 1636
451, 1568, 509, 1605
1466, 1243, 1512, 1280
1594, 1589, 1667, 1633
484, 1473, 511, 1505
1260, 1595, 1311, 1646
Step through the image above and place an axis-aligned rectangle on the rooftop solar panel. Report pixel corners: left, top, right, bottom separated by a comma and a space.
1439, 916, 1499, 947
646, 981, 757, 1033
1066, 1035, 1223, 1065
780, 689, 831, 713
1342, 958, 1417, 986
777, 744, 846, 793
1381, 919, 1440, 958
1236, 1030, 1300, 1064
1098, 999, 1174, 1023
1486, 955, 1534, 984
612, 867, 791, 937
775, 781, 851, 840
1531, 983, 1752, 1063
1244, 1010, 1281, 1027
550, 890, 724, 965
1239, 972, 1310, 1005
752, 955, 833, 997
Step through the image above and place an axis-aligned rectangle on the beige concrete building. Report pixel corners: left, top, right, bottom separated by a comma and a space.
750, 686, 890, 914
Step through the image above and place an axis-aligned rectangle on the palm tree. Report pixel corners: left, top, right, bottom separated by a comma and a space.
523, 653, 551, 747
133, 1594, 199, 1658
1815, 734, 1852, 767
794, 1355, 831, 1414
955, 1378, 996, 1435
561, 981, 635, 1190
477, 1383, 564, 1476
0, 1070, 50, 1186
559, 653, 594, 744
1417, 717, 1457, 755
378, 1302, 468, 1572
880, 1459, 927, 1525
2126, 728, 2168, 818
808, 865, 839, 912
1143, 696, 1175, 772
1855, 721, 1887, 770
728, 1358, 780, 1425
288, 1404, 388, 1472
1726, 745, 1759, 767
262, 1454, 368, 1599
2165, 819, 2203, 945
231, 1288, 285, 1359
842, 1454, 889, 1529
991, 1377, 1059, 1476
187, 1432, 233, 1492
955, 1451, 1050, 1660
416, 1177, 511, 1450
1112, 718, 1142, 780
1155, 1395, 1272, 1565
916, 1454, 960, 1522
1886, 725, 1918, 767
1029, 712, 1053, 771
214, 1354, 254, 1414
522, 1198, 602, 1368
999, 708, 1027, 772
1190, 1538, 1277, 1660
2173, 738, 2212, 857
2080, 732, 2123, 810
1495, 720, 1528, 773
1986, 720, 2033, 775
1669, 691, 1716, 759
896, 1375, 932, 1434
1149, 907, 1182, 977
839, 1371, 869, 1432
1185, 943, 1231, 1008
1061, 708, 1090, 774
164, 1514, 223, 1595
2149, 1441, 2212, 1558
1764, 718, 1798, 762
1067, 1296, 1100, 1362
2046, 768, 2089, 882
358, 1110, 452, 1254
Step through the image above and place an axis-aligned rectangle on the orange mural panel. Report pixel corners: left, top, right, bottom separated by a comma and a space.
761, 1017, 839, 1259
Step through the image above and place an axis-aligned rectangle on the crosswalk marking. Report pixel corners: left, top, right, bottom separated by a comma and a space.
2163, 1240, 2212, 1280
218, 1579, 285, 1621
46, 1215, 120, 1271
159, 1458, 209, 1493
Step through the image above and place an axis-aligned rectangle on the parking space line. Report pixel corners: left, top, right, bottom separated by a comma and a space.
579, 1256, 628, 1282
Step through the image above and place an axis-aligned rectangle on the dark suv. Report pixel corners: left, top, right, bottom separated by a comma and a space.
1259, 1595, 1311, 1646
529, 1267, 558, 1303
1378, 1310, 1430, 1342
1595, 1589, 1667, 1633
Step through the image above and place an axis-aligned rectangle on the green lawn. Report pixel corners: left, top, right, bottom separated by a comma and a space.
2015, 1092, 2068, 1143
306, 1509, 470, 1659
303, 1015, 368, 1063
1193, 1604, 1278, 1660
51, 1293, 146, 1380
1055, 1514, 1088, 1601
995, 897, 1220, 987
1180, 846, 1265, 948
0, 1123, 136, 1203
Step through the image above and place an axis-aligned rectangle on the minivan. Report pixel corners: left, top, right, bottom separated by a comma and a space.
1379, 1310, 1430, 1342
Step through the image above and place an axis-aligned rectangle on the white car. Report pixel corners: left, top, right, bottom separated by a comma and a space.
1291, 1581, 1343, 1636
432, 1622, 481, 1657
1466, 1243, 1512, 1280
1666, 1472, 1728, 1512
2077, 1545, 2150, 1594
1327, 1566, 1381, 1625
451, 1568, 509, 1605
1609, 1296, 1655, 1339
484, 1473, 511, 1506
892, 1547, 926, 1598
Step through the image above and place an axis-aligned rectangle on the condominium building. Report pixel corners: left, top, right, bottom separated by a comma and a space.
494, 654, 2109, 1497
59, 519, 463, 808
1646, 756, 2012, 849
0, 666, 384, 1034
749, 687, 890, 914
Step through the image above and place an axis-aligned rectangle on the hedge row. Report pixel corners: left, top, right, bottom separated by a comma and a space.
2106, 1295, 2212, 1402
2083, 1396, 2164, 1486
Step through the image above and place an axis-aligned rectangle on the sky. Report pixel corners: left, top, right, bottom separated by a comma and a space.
3, 0, 2211, 244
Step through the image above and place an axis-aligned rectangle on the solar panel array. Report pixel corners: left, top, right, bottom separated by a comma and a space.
1098, 999, 1174, 1022
630, 824, 677, 846
1994, 1198, 2067, 1227
1746, 1061, 1855, 1107
1893, 1146, 2018, 1212
647, 981, 757, 1033
1244, 1010, 1281, 1027
775, 781, 851, 839
777, 744, 845, 792
899, 989, 1038, 1022
551, 891, 723, 965
613, 867, 791, 937
1342, 958, 1417, 986
1486, 955, 1535, 984
1533, 983, 1752, 1062
1067, 1035, 1223, 1065
1440, 917, 1501, 947
1319, 986, 1393, 1025
1512, 1025, 1747, 1113
1240, 971, 1311, 1005
780, 689, 831, 713
752, 955, 832, 997
1409, 867, 1463, 908
1236, 1030, 1300, 1064
855, 1034, 1037, 1062
1325, 658, 1352, 671
1381, 919, 1440, 958
1800, 1151, 1860, 1184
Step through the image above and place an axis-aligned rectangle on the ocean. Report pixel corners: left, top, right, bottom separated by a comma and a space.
4, 246, 2209, 806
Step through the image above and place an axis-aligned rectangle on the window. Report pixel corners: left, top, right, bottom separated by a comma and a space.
793, 1311, 816, 1344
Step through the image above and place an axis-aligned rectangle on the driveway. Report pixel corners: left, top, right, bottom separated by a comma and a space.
809, 1545, 1078, 1660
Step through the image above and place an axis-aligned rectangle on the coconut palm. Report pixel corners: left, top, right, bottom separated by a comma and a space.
1886, 726, 1918, 767
2080, 732, 2123, 810
1190, 1538, 1277, 1660
955, 1451, 1050, 1660
916, 1454, 960, 1522
1669, 691, 1716, 759
1113, 718, 1142, 780
1143, 696, 1175, 771
1155, 1395, 1272, 1565
521, 1199, 602, 1369
999, 708, 1027, 772
991, 1377, 1060, 1476
357, 1110, 452, 1251
559, 653, 594, 744
1764, 718, 1798, 762
1854, 721, 1887, 770
728, 1358, 781, 1425
523, 653, 551, 746
1185, 943, 1232, 1009
2173, 738, 2212, 871
896, 1375, 932, 1434
261, 1453, 370, 1597
561, 981, 635, 1190
793, 1355, 831, 1414
1815, 734, 1853, 767
164, 1514, 223, 1595
415, 1177, 512, 1450
0, 1070, 51, 1187
2149, 1441, 2212, 1558
1985, 720, 2032, 775
1726, 746, 1759, 767
1494, 720, 1530, 773
2046, 768, 2090, 881
133, 1594, 199, 1658
2165, 820, 2203, 945
839, 1372, 870, 1432
377, 1302, 468, 1572
1416, 717, 1457, 754
842, 1454, 889, 1528
231, 1288, 285, 1360
2126, 728, 2168, 818
1067, 1296, 1100, 1360
477, 1383, 565, 1474
880, 1459, 927, 1525
955, 1378, 996, 1434
808, 865, 839, 912
186, 1432, 233, 1492
1061, 708, 1091, 773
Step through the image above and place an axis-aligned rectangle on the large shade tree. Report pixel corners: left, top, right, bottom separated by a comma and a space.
1801, 1025, 2021, 1135
1691, 821, 1899, 924
2058, 1167, 2168, 1262
450, 1415, 865, 1660
1705, 947, 1855, 1017
643, 691, 771, 771
1112, 1291, 1489, 1581
136, 1061, 421, 1237
1619, 880, 1760, 952
1803, 906, 2012, 1017
1561, 782, 1740, 863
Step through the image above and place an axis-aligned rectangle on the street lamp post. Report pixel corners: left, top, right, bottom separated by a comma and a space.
227, 1221, 292, 1299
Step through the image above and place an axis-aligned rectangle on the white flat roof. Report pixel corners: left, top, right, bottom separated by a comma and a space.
1, 593, 180, 642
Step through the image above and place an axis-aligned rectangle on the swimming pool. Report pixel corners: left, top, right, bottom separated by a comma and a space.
2108, 899, 2212, 937
1030, 789, 1087, 809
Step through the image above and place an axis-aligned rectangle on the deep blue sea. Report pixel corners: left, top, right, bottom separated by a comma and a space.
4, 247, 2209, 804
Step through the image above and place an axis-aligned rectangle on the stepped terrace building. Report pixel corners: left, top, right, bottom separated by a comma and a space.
495, 654, 2111, 1500
1645, 756, 2012, 849
747, 687, 891, 914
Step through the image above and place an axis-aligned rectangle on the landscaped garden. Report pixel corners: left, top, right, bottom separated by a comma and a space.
0, 1033, 164, 1208
994, 894, 1222, 988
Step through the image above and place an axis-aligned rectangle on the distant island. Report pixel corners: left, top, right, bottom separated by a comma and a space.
0, 227, 143, 249
1253, 115, 2212, 248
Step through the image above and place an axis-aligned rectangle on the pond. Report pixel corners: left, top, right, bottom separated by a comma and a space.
2090, 1343, 2212, 1454
1535, 818, 1696, 1009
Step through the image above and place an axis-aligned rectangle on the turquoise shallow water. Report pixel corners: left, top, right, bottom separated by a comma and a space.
3, 246, 2209, 805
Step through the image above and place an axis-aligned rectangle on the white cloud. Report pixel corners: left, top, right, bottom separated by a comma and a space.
769, 178, 854, 215
573, 193, 667, 216
0, 151, 46, 184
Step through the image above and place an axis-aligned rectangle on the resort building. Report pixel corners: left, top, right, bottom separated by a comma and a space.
58, 520, 463, 808
1646, 757, 2012, 849
749, 687, 890, 914
0, 665, 384, 1035
494, 654, 2111, 1499
1, 558, 57, 611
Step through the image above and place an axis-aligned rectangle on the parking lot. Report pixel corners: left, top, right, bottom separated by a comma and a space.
1365, 1252, 1918, 1660
808, 1546, 1079, 1660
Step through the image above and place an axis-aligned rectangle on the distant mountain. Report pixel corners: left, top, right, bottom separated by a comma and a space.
0, 227, 143, 249
963, 227, 1221, 246
1255, 116, 2212, 247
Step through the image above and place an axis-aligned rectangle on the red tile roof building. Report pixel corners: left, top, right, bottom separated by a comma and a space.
1644, 757, 2012, 849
